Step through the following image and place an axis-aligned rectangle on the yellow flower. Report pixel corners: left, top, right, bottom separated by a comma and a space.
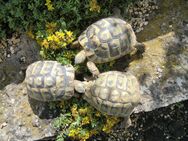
52, 35, 60, 43
65, 30, 73, 37
69, 127, 82, 139
55, 31, 65, 39
80, 131, 90, 141
95, 111, 101, 117
47, 35, 53, 41
45, 0, 54, 11
81, 116, 90, 125
89, 0, 101, 13
62, 42, 67, 47
68, 129, 77, 137
78, 108, 88, 115
67, 38, 74, 44
46, 22, 57, 33
102, 116, 120, 133
41, 30, 75, 50
41, 39, 49, 49
71, 104, 78, 118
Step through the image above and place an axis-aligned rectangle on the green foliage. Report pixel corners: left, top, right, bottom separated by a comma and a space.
0, 0, 136, 140
53, 98, 120, 141
0, 0, 136, 38
0, 0, 101, 38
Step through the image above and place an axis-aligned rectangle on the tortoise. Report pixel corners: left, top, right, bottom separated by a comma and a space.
74, 70, 141, 128
73, 17, 144, 76
25, 61, 141, 128
25, 60, 75, 101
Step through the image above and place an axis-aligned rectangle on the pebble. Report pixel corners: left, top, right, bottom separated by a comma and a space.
1, 40, 7, 47
20, 56, 26, 63
144, 21, 149, 25
1, 122, 7, 129
32, 117, 40, 127
157, 67, 163, 73
169, 25, 173, 28
7, 39, 12, 45
12, 38, 21, 45
7, 54, 11, 58
10, 98, 15, 104
10, 46, 14, 54
158, 74, 162, 78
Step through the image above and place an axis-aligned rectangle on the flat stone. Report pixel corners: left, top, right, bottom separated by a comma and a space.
0, 84, 57, 141
128, 32, 188, 113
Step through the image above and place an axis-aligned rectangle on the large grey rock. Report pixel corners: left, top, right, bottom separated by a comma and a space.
131, 31, 188, 113
0, 83, 57, 141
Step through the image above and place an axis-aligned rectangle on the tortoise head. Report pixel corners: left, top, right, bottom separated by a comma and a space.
74, 80, 93, 93
74, 80, 86, 93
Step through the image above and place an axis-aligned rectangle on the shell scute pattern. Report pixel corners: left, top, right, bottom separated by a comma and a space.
26, 61, 75, 101
84, 71, 140, 117
98, 30, 112, 42
78, 17, 136, 63
98, 88, 110, 100
116, 75, 126, 90
108, 89, 121, 103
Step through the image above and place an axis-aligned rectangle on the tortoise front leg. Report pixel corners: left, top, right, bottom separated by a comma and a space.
87, 61, 100, 77
75, 50, 87, 64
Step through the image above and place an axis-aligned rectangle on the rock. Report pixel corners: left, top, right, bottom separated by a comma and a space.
127, 32, 188, 113
0, 34, 41, 89
0, 83, 57, 141
144, 21, 148, 25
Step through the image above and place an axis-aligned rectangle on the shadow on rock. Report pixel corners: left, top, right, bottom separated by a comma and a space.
0, 34, 41, 90
28, 96, 61, 119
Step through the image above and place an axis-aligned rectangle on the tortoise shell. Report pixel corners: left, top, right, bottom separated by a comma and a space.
83, 71, 140, 117
25, 61, 75, 101
78, 17, 137, 63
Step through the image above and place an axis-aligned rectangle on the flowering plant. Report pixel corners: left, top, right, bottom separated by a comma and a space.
54, 98, 120, 141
